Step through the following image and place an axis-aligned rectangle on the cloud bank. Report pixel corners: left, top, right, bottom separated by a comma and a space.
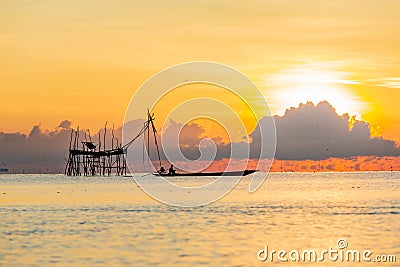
0, 101, 399, 172
268, 101, 400, 160
155, 101, 400, 161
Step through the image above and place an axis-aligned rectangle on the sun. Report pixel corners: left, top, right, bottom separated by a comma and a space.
263, 63, 366, 118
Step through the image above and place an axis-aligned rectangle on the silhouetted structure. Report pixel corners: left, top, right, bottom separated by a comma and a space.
65, 111, 161, 176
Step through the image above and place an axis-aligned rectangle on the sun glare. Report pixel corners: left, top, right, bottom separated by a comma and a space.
263, 64, 365, 118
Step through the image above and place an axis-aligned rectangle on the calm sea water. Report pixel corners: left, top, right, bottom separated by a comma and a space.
1, 172, 399, 266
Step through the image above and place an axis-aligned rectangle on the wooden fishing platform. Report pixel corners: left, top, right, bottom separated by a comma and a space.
65, 111, 159, 176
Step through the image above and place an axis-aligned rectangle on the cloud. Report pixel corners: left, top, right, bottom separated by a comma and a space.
0, 124, 72, 172
256, 101, 400, 160
1, 101, 399, 172
154, 101, 399, 161
57, 120, 72, 129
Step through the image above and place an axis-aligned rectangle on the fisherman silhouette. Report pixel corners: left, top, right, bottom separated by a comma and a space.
168, 165, 176, 175
159, 166, 166, 173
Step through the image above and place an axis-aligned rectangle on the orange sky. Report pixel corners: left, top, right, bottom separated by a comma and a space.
1, 0, 400, 144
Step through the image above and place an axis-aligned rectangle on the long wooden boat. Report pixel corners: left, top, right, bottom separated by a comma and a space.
153, 169, 257, 177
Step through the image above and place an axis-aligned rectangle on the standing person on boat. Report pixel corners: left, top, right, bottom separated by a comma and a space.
168, 165, 176, 175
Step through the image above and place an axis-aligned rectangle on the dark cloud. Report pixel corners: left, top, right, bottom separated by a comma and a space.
161, 120, 204, 160
159, 101, 400, 161
57, 120, 72, 129
0, 123, 72, 172
264, 101, 400, 160
1, 101, 399, 172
